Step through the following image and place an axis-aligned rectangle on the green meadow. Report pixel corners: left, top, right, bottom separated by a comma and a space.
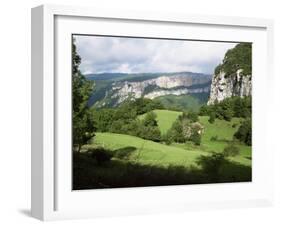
91, 111, 251, 168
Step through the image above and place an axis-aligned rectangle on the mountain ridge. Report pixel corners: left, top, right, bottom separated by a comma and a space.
87, 71, 212, 108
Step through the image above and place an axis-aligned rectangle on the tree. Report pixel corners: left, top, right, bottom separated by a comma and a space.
140, 126, 161, 142
214, 43, 252, 77
208, 112, 216, 124
234, 118, 252, 146
72, 38, 95, 152
143, 111, 158, 127
187, 111, 199, 122
179, 111, 198, 123
167, 119, 185, 143
138, 111, 161, 142
199, 105, 211, 116
190, 132, 201, 145
166, 116, 203, 145
92, 108, 115, 132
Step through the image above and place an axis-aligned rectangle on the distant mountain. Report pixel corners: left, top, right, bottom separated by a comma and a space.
86, 72, 212, 109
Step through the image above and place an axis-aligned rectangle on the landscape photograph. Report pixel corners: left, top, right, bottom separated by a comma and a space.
72, 34, 252, 190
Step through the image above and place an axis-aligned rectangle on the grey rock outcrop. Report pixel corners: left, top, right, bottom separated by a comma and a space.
112, 75, 211, 104
207, 69, 251, 105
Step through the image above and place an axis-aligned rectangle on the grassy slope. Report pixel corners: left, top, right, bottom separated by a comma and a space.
77, 110, 251, 189
93, 132, 206, 168
171, 116, 251, 166
101, 110, 251, 167
139, 109, 182, 134
199, 116, 251, 165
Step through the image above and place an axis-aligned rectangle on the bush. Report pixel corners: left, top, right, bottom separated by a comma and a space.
210, 135, 218, 141
88, 147, 113, 164
190, 132, 201, 145
142, 111, 158, 127
199, 96, 251, 121
161, 133, 172, 145
208, 112, 216, 124
140, 126, 161, 142
114, 146, 137, 160
196, 153, 227, 181
234, 118, 252, 146
223, 144, 240, 157
187, 111, 199, 122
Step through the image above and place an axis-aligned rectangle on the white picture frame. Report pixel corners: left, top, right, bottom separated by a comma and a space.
31, 4, 274, 221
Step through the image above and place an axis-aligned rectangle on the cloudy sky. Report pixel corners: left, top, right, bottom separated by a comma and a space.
74, 35, 237, 75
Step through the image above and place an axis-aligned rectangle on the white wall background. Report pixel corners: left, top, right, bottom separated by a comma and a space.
0, 0, 280, 225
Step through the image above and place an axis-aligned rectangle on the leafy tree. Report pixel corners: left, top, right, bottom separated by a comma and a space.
197, 152, 227, 181
187, 111, 199, 122
139, 126, 161, 142
72, 39, 95, 152
208, 112, 216, 124
232, 96, 251, 118
199, 105, 211, 116
234, 118, 252, 145
166, 115, 203, 145
114, 101, 137, 121
179, 111, 198, 123
123, 98, 164, 115
109, 119, 125, 133
167, 119, 185, 143
143, 111, 158, 127
214, 43, 252, 77
138, 112, 161, 142
190, 132, 201, 145
199, 96, 251, 121
92, 108, 115, 132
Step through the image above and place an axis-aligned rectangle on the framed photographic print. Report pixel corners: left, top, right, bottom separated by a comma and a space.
31, 4, 274, 221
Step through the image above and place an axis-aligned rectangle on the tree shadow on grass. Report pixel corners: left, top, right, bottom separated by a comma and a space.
196, 153, 252, 183
73, 150, 252, 190
114, 146, 137, 160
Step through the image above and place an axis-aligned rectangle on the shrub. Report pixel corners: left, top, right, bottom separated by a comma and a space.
234, 118, 252, 146
190, 132, 201, 145
142, 111, 158, 127
166, 117, 203, 145
114, 146, 137, 160
196, 153, 227, 181
162, 133, 172, 145
88, 147, 113, 164
140, 126, 161, 142
187, 111, 199, 122
223, 144, 240, 157
199, 96, 251, 121
208, 112, 216, 124
210, 135, 218, 141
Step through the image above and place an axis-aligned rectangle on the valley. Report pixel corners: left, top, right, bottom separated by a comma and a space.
72, 36, 252, 190
87, 72, 212, 109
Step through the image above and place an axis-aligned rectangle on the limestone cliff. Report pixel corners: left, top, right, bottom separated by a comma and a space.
207, 69, 251, 105
207, 43, 252, 105
111, 74, 211, 105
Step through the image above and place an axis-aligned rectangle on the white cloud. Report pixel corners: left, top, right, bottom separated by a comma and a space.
74, 35, 237, 74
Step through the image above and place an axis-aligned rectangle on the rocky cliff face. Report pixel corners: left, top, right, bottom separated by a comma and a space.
111, 74, 211, 105
207, 69, 251, 105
